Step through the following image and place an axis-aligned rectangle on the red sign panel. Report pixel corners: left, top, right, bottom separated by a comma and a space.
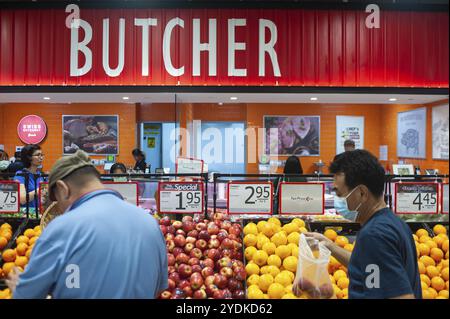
0, 9, 448, 87
17, 115, 48, 145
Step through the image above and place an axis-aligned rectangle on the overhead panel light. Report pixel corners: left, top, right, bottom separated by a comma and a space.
310, 97, 318, 101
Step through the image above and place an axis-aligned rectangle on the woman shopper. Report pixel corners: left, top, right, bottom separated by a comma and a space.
132, 149, 148, 172
14, 145, 45, 210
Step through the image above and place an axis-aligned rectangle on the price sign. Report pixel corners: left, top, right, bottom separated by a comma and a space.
176, 157, 204, 174
279, 182, 325, 215
442, 183, 449, 214
158, 182, 204, 214
395, 183, 439, 214
227, 182, 273, 215
0, 181, 20, 213
103, 182, 139, 206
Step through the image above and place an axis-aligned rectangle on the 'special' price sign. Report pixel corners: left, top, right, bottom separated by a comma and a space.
395, 183, 439, 214
0, 181, 20, 214
279, 182, 325, 215
227, 182, 273, 215
158, 182, 204, 214
442, 183, 449, 214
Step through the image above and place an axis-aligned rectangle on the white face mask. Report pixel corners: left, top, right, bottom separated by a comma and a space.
334, 186, 362, 222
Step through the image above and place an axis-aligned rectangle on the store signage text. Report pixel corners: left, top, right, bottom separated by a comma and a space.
70, 18, 281, 78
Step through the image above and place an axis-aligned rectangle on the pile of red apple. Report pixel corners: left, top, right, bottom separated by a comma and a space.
158, 213, 246, 299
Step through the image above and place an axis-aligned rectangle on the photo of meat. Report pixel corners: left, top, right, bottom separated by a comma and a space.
264, 116, 320, 156
63, 115, 119, 155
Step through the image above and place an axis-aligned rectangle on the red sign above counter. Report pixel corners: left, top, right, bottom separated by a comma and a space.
0, 8, 448, 87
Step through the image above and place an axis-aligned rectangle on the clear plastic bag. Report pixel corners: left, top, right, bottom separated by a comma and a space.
293, 234, 335, 299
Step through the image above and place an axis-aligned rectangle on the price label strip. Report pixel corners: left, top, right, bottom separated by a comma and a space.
176, 157, 204, 174
442, 183, 449, 215
279, 182, 325, 215
158, 182, 204, 214
395, 183, 439, 214
227, 182, 273, 215
103, 182, 139, 206
0, 181, 20, 214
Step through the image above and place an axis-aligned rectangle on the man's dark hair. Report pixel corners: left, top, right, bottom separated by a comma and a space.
283, 156, 304, 174
21, 144, 41, 168
132, 148, 145, 159
344, 140, 355, 147
63, 166, 101, 188
110, 163, 127, 174
329, 150, 385, 197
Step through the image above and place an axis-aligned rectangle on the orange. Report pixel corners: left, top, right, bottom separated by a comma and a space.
257, 221, 268, 233
421, 274, 431, 287
281, 270, 295, 282
258, 274, 274, 293
244, 223, 258, 236
245, 246, 257, 260
343, 244, 354, 252
24, 229, 35, 239
324, 229, 338, 241
271, 232, 287, 247
2, 262, 15, 275
425, 240, 438, 250
430, 248, 444, 263
441, 267, 449, 281
0, 230, 12, 241
274, 272, 292, 286
267, 283, 285, 299
267, 254, 282, 268
287, 232, 300, 245
267, 217, 281, 227
334, 269, 347, 282
419, 235, 432, 244
299, 227, 308, 234
422, 289, 433, 299
247, 274, 260, 286
420, 255, 436, 267
282, 223, 299, 235
247, 288, 264, 299
256, 235, 270, 250
245, 263, 260, 276
16, 242, 28, 256
431, 277, 446, 292
0, 223, 11, 230
260, 266, 269, 275
282, 293, 297, 299
290, 245, 299, 258
441, 259, 449, 268
337, 277, 350, 290
433, 224, 447, 236
413, 234, 419, 242
275, 245, 291, 260
291, 218, 306, 228
253, 250, 269, 266
261, 222, 277, 237
426, 265, 440, 278
262, 242, 277, 255
244, 234, 258, 247
418, 243, 430, 256
330, 274, 336, 285
418, 261, 426, 274
333, 284, 341, 297
1, 249, 16, 263
282, 256, 298, 272
25, 249, 32, 259
433, 235, 445, 248
416, 229, 429, 238
421, 281, 429, 289
28, 236, 37, 246
438, 290, 449, 298
0, 237, 7, 250
428, 287, 438, 299
266, 265, 280, 278
16, 235, 29, 245
33, 225, 41, 233
14, 256, 28, 268
335, 236, 349, 248
442, 240, 449, 253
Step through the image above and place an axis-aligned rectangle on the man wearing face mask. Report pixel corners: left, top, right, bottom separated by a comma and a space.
7, 151, 168, 299
304, 150, 421, 299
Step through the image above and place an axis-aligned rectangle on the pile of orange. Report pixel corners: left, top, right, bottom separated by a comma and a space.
244, 217, 307, 299
323, 229, 352, 299
0, 288, 12, 299
0, 223, 13, 252
1, 225, 41, 280
415, 224, 449, 299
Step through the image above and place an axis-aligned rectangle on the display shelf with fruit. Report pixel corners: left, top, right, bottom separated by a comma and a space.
0, 218, 27, 254
158, 213, 246, 299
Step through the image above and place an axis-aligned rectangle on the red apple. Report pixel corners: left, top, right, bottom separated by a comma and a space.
190, 273, 204, 290
184, 243, 194, 254
182, 286, 193, 297
229, 225, 241, 236
166, 226, 176, 235
217, 230, 229, 242
176, 229, 186, 237
201, 267, 214, 278
195, 222, 207, 232
182, 220, 195, 233
207, 248, 220, 261
234, 251, 243, 261
233, 268, 246, 282
213, 274, 228, 289
190, 248, 202, 259
220, 267, 233, 279
195, 239, 207, 250
205, 284, 219, 297
233, 290, 245, 299
218, 257, 232, 268
167, 254, 175, 266
297, 278, 315, 292
227, 278, 240, 291
178, 279, 190, 290
188, 257, 200, 266
169, 272, 180, 283
160, 225, 168, 235
172, 247, 184, 258
193, 289, 207, 299
222, 289, 233, 299
205, 275, 216, 287
213, 290, 225, 299
165, 233, 175, 241
176, 253, 189, 265
198, 230, 210, 241
221, 220, 232, 231
207, 223, 220, 235
166, 240, 175, 252
208, 238, 220, 249
168, 279, 176, 290
192, 265, 202, 274
187, 230, 199, 238
221, 238, 234, 249
186, 236, 196, 244
160, 290, 172, 299
319, 283, 334, 299
160, 216, 171, 226
202, 258, 215, 269
228, 234, 238, 241
172, 221, 183, 229
168, 266, 176, 274
221, 249, 233, 258
178, 264, 193, 278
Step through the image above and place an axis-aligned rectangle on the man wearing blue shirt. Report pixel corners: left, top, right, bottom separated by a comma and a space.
7, 151, 168, 299
298, 150, 421, 299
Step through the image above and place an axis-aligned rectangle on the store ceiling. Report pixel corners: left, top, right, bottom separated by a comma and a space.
0, 93, 447, 104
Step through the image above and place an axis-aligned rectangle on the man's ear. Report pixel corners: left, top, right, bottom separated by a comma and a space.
359, 185, 370, 202
56, 180, 70, 200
